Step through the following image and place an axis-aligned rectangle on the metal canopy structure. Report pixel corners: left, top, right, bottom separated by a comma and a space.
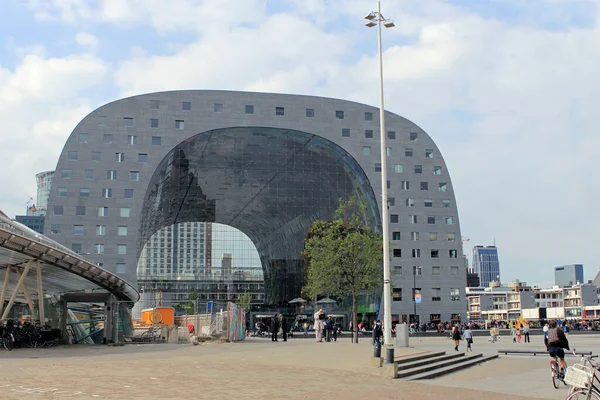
0, 211, 139, 318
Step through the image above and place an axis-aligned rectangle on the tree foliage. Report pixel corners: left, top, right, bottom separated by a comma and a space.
302, 197, 383, 342
236, 291, 252, 312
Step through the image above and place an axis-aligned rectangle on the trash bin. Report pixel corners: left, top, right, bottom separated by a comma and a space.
396, 323, 409, 347
373, 342, 381, 358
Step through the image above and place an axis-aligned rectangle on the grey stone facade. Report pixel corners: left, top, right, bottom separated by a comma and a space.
44, 90, 465, 321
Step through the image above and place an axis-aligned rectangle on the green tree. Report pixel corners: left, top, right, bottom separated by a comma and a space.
236, 291, 252, 313
302, 197, 383, 343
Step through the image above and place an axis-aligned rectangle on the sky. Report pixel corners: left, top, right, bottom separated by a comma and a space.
1, 0, 599, 288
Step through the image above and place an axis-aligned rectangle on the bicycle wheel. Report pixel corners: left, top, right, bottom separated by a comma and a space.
552, 373, 561, 389
2, 335, 14, 351
150, 311, 163, 324
566, 388, 600, 400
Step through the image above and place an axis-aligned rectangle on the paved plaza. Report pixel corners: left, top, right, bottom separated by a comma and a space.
0, 333, 597, 399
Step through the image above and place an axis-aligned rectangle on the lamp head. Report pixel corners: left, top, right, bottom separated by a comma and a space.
365, 12, 377, 20
384, 20, 395, 28
365, 21, 377, 28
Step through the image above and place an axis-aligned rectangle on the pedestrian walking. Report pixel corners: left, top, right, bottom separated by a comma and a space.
511, 326, 517, 343
463, 326, 473, 352
523, 323, 530, 343
451, 326, 461, 352
270, 314, 280, 342
313, 309, 323, 342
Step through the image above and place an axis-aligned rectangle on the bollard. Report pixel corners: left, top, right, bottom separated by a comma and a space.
373, 342, 381, 358
385, 347, 395, 364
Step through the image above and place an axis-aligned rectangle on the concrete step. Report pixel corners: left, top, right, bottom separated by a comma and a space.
395, 351, 447, 365
397, 352, 479, 379
406, 354, 499, 380
397, 352, 466, 370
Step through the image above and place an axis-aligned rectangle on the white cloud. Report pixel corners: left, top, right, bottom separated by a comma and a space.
8, 0, 600, 285
75, 32, 99, 49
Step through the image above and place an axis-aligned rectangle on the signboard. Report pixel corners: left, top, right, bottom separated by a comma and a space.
207, 301, 213, 313
415, 294, 422, 304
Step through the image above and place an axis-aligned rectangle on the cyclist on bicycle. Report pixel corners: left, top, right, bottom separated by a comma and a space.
545, 319, 570, 373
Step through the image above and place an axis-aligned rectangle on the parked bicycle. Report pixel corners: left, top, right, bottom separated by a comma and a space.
564, 350, 600, 400
0, 320, 61, 350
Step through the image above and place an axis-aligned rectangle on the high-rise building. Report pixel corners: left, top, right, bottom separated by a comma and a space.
554, 264, 584, 287
34, 171, 54, 215
472, 246, 500, 288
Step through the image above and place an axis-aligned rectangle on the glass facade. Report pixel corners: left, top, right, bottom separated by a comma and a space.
139, 126, 380, 305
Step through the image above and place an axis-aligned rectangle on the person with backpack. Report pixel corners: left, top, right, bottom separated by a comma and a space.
545, 320, 570, 373
372, 320, 383, 345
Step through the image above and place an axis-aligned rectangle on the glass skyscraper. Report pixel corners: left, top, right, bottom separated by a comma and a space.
472, 246, 500, 288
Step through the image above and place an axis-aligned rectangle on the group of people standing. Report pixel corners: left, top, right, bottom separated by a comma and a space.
269, 313, 288, 342
313, 309, 339, 342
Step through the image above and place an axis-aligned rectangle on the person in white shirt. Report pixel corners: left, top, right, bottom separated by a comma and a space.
463, 326, 473, 352
313, 309, 324, 342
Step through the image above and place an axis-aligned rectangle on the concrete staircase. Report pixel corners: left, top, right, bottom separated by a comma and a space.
395, 351, 498, 380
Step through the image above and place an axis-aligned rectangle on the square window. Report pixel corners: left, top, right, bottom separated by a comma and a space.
96, 225, 106, 235
138, 153, 148, 162
72, 244, 82, 254
392, 232, 401, 240
412, 249, 421, 258
388, 131, 396, 140
124, 189, 134, 198
431, 288, 441, 302
102, 188, 112, 198
306, 108, 314, 117
365, 111, 373, 121
61, 169, 72, 179
410, 132, 418, 141
394, 164, 403, 174
386, 147, 392, 156
77, 133, 88, 143
245, 105, 254, 114
449, 250, 458, 258
97, 116, 106, 126
406, 198, 414, 207
429, 232, 438, 241
410, 232, 419, 241
431, 249, 439, 258
117, 244, 127, 255
50, 224, 61, 234
391, 214, 399, 223
75, 206, 86, 216
118, 226, 128, 236
127, 135, 137, 145
150, 119, 159, 128
54, 205, 63, 215
98, 207, 108, 217
103, 134, 113, 144
130, 171, 140, 181
92, 151, 101, 161
434, 166, 442, 175
401, 181, 409, 190
85, 169, 94, 179
79, 188, 90, 197
149, 100, 159, 109
451, 266, 459, 275
120, 208, 130, 218
445, 216, 453, 225
393, 266, 402, 275
335, 110, 344, 119
388, 197, 395, 206
68, 151, 78, 161
73, 225, 84, 235
432, 266, 441, 275
439, 183, 447, 192
175, 120, 184, 129
425, 149, 433, 158
448, 233, 456, 241
424, 199, 432, 207
123, 117, 134, 127
342, 128, 350, 137
393, 249, 401, 258
152, 136, 161, 145
363, 146, 371, 156
116, 263, 126, 274
409, 215, 417, 224
392, 288, 402, 301
405, 148, 413, 157
107, 170, 117, 180
57, 188, 67, 197
420, 182, 429, 190
427, 216, 435, 224
115, 152, 125, 162
275, 107, 284, 116
442, 200, 451, 208
214, 103, 223, 112
365, 129, 373, 138
182, 101, 191, 111
414, 165, 422, 174
94, 244, 104, 254
375, 163, 381, 172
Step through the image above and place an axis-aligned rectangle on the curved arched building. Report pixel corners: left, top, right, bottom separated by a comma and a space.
44, 91, 465, 322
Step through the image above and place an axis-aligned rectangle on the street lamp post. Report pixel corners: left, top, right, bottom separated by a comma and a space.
365, 1, 395, 363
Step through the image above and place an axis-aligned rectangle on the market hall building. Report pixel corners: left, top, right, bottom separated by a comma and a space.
43, 90, 465, 323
